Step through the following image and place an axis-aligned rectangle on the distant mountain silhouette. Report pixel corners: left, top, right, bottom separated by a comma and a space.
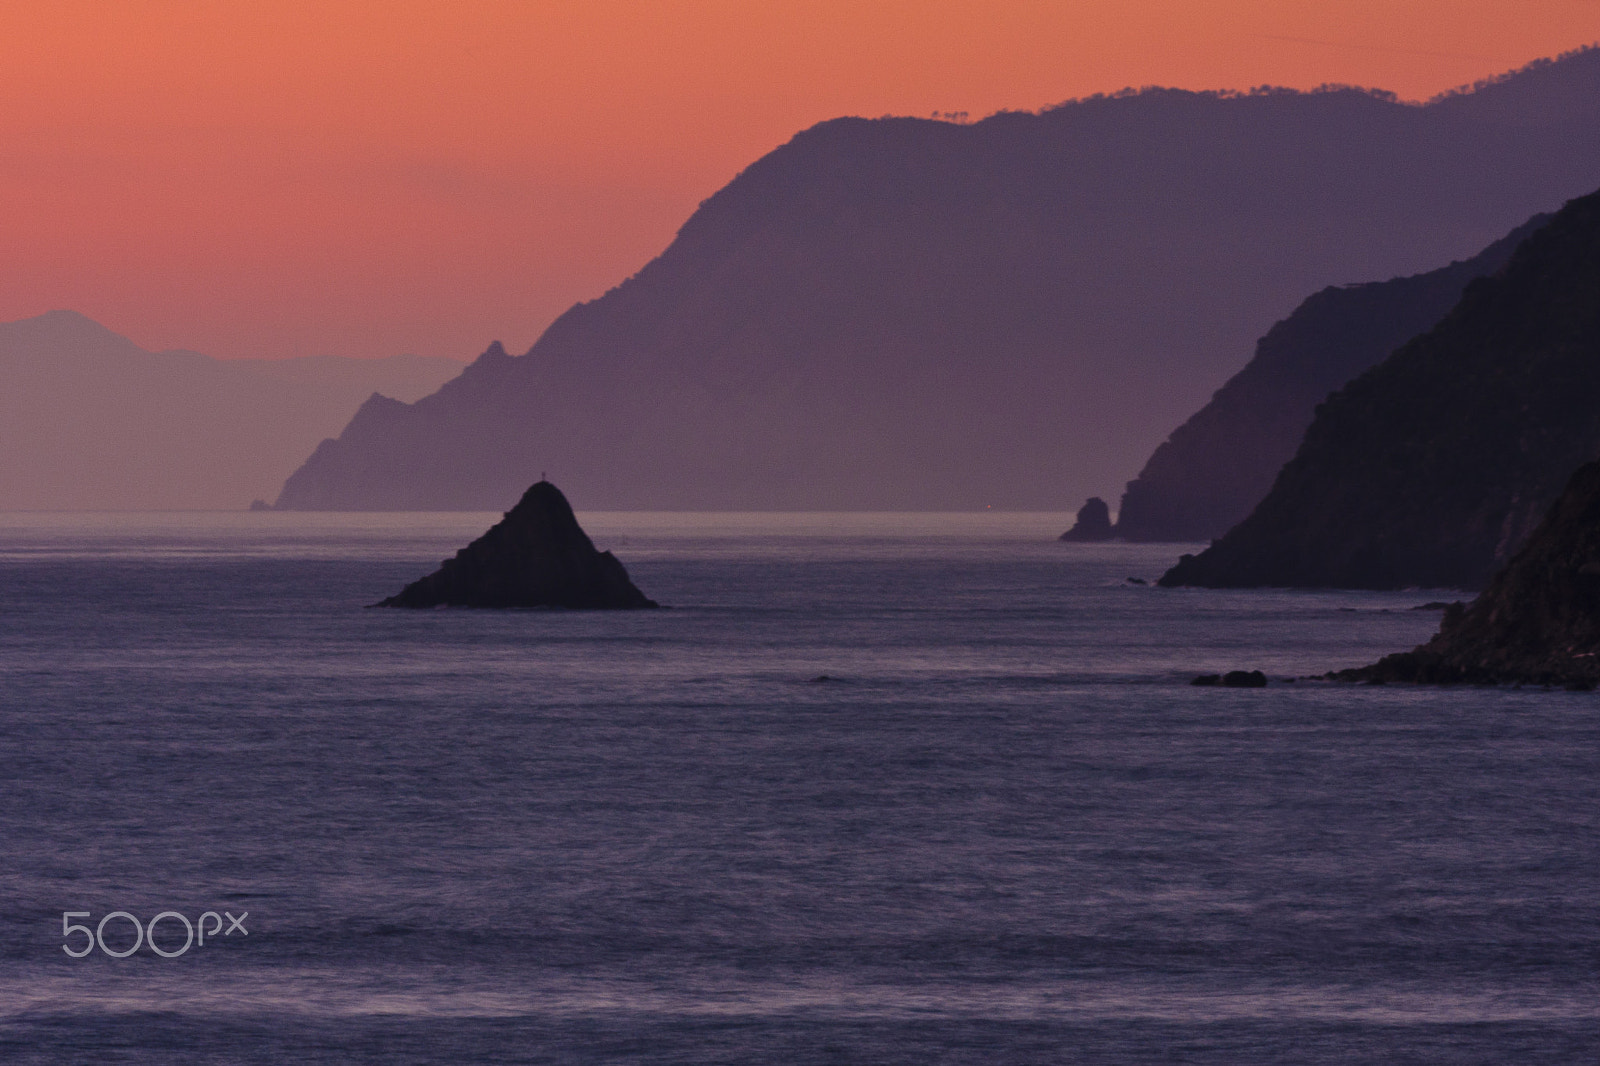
229, 352, 459, 399
0, 311, 462, 510
1112, 214, 1548, 542
275, 49, 1600, 511
1160, 183, 1600, 591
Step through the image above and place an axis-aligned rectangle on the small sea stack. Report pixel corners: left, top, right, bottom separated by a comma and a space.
1059, 497, 1114, 542
1337, 461, 1600, 687
375, 480, 658, 609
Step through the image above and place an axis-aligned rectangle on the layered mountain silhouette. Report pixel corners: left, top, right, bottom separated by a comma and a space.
0, 311, 461, 510
275, 49, 1600, 512
1112, 214, 1547, 542
1161, 183, 1600, 591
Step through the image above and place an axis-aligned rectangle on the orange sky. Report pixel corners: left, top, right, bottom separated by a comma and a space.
1, 1, 1597, 360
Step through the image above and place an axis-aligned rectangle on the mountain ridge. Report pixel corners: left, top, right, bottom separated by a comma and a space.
276, 49, 1600, 511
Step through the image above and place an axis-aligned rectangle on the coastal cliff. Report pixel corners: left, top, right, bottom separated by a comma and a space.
1340, 461, 1600, 686
1161, 183, 1600, 590
1113, 217, 1544, 543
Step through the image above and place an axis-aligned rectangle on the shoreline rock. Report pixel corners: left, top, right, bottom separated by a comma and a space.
1335, 461, 1600, 687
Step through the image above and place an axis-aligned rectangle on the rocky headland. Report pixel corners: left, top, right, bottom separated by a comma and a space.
1161, 182, 1600, 590
1113, 215, 1544, 543
1337, 461, 1600, 687
376, 481, 658, 609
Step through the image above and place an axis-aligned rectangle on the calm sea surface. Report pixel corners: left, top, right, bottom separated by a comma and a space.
0, 512, 1596, 1064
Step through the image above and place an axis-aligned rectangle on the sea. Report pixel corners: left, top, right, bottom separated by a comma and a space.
0, 511, 1596, 1064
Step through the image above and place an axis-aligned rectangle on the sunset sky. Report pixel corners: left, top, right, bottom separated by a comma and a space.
2, 1, 1596, 361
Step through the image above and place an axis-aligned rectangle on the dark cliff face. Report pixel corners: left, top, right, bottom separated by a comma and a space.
1113, 216, 1545, 543
1160, 184, 1600, 591
1341, 461, 1600, 686
376, 481, 657, 609
274, 51, 1600, 511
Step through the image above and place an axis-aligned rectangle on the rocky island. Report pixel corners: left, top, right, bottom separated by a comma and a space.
375, 481, 659, 609
1338, 461, 1600, 687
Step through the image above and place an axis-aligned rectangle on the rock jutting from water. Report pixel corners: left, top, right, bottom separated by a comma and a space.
1191, 670, 1268, 688
375, 480, 659, 609
1337, 461, 1600, 687
1059, 497, 1114, 542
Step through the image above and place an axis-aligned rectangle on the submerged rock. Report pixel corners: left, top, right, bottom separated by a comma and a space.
1192, 670, 1267, 688
375, 481, 658, 609
1338, 461, 1600, 686
1059, 497, 1114, 542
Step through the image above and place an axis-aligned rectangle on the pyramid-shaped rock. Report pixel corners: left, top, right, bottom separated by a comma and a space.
376, 481, 658, 609
1340, 461, 1600, 686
